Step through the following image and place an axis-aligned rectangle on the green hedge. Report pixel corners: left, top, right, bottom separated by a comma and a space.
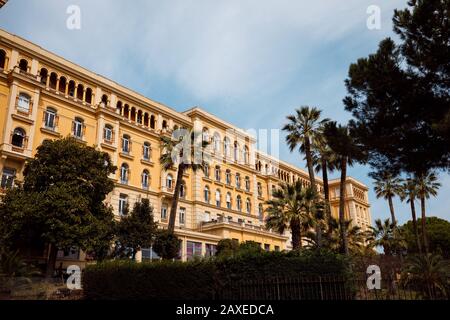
82, 250, 350, 300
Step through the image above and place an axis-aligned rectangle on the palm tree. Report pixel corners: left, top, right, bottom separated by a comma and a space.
402, 253, 449, 299
400, 177, 422, 255
160, 129, 209, 233
369, 170, 403, 224
283, 106, 329, 193
367, 218, 406, 256
311, 130, 336, 235
265, 181, 317, 250
324, 121, 366, 255
414, 171, 441, 254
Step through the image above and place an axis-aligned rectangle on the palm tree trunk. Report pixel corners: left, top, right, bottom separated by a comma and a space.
339, 157, 348, 255
409, 196, 422, 255
291, 219, 302, 250
420, 196, 429, 254
321, 158, 332, 237
304, 138, 316, 193
388, 196, 396, 225
168, 164, 184, 233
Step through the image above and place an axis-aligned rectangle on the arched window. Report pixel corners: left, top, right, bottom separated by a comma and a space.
162, 120, 168, 130
122, 134, 131, 153
204, 186, 210, 203
44, 107, 57, 130
0, 50, 5, 69
59, 77, 67, 93
49, 72, 58, 90
85, 87, 93, 104
223, 137, 231, 157
143, 142, 151, 160
116, 101, 123, 114
179, 181, 186, 198
243, 146, 249, 164
103, 124, 114, 142
257, 182, 262, 197
166, 174, 173, 189
130, 107, 136, 122
68, 80, 76, 97
213, 132, 221, 153
236, 195, 242, 212
120, 163, 129, 184
72, 117, 84, 139
235, 173, 241, 189
39, 68, 48, 85
101, 94, 108, 106
142, 170, 150, 189
226, 192, 232, 209
258, 203, 264, 220
204, 163, 210, 178
18, 59, 28, 72
150, 115, 156, 129
137, 110, 143, 124
225, 169, 232, 185
17, 93, 31, 113
143, 113, 149, 127
245, 176, 250, 191
123, 104, 130, 118
215, 166, 221, 182
76, 84, 84, 100
233, 141, 239, 161
202, 127, 210, 142
246, 198, 251, 214
215, 189, 221, 207
11, 127, 26, 148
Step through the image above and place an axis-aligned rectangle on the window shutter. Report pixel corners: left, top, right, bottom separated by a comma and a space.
42, 110, 46, 123
55, 115, 59, 127
82, 124, 86, 137
71, 121, 75, 134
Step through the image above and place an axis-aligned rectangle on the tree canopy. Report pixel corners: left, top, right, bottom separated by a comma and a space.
344, 0, 450, 174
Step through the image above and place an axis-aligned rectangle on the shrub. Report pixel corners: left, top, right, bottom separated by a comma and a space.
83, 249, 351, 300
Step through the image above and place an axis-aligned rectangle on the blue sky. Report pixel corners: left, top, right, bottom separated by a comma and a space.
1, 0, 448, 224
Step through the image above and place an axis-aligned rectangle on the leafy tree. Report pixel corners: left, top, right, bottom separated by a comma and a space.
414, 171, 441, 254
400, 217, 450, 259
160, 129, 209, 233
216, 239, 240, 258
324, 122, 366, 255
237, 241, 264, 256
0, 137, 117, 277
369, 169, 403, 224
115, 198, 158, 260
152, 230, 181, 260
283, 106, 329, 192
344, 0, 450, 174
265, 181, 319, 250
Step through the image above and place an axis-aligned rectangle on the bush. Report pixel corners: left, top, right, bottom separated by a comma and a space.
83, 249, 351, 300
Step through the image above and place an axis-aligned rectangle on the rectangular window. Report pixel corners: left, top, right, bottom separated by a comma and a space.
44, 110, 56, 130
56, 247, 80, 260
73, 120, 83, 139
17, 94, 30, 113
274, 246, 280, 252
161, 206, 168, 220
205, 244, 217, 257
141, 247, 160, 261
104, 127, 113, 142
143, 145, 150, 160
118, 194, 128, 215
0, 168, 15, 189
122, 138, 129, 153
264, 244, 270, 252
186, 241, 202, 260
179, 207, 186, 225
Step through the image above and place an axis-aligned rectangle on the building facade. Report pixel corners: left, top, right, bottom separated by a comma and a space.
0, 29, 372, 265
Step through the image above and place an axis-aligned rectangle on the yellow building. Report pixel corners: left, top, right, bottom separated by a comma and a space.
0, 29, 372, 265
